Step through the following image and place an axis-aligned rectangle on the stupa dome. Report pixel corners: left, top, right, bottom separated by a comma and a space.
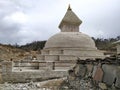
45, 32, 97, 50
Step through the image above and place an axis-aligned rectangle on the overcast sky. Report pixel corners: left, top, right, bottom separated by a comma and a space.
0, 0, 120, 45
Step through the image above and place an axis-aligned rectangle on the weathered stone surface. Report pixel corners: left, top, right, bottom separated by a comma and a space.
2, 61, 12, 74
68, 70, 76, 81
86, 64, 93, 77
98, 83, 107, 90
92, 66, 97, 78
115, 67, 120, 88
74, 64, 87, 78
93, 64, 103, 83
0, 74, 3, 83
1, 70, 68, 83
102, 65, 116, 86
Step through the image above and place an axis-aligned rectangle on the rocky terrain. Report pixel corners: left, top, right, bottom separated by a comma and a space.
0, 78, 66, 90
0, 77, 118, 90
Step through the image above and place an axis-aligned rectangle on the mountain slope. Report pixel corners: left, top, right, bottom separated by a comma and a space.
0, 44, 27, 61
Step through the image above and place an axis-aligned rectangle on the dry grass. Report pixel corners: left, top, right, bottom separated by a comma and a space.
0, 45, 27, 61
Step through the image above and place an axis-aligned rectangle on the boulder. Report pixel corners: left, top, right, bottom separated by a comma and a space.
93, 65, 103, 83
74, 64, 87, 78
102, 65, 116, 86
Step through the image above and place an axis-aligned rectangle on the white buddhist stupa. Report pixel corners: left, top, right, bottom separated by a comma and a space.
38, 5, 104, 70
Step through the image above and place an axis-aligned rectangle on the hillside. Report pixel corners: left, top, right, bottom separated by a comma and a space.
19, 41, 46, 51
0, 44, 28, 61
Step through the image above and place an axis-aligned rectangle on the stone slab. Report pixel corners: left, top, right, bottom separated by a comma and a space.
93, 66, 103, 83
102, 65, 116, 86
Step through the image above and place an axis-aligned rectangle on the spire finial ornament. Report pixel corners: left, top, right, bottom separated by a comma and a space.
68, 4, 72, 11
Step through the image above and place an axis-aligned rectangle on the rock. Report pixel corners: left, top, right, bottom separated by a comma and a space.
22, 87, 27, 90
86, 64, 93, 77
36, 83, 41, 88
115, 68, 120, 88
110, 84, 118, 90
102, 65, 116, 86
93, 64, 103, 83
74, 64, 87, 78
98, 83, 107, 90
92, 66, 97, 78
68, 69, 76, 81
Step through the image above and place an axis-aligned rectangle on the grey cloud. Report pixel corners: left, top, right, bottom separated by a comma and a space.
0, 18, 22, 44
0, 0, 120, 45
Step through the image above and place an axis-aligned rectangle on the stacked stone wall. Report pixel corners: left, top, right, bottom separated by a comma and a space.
0, 61, 68, 83
66, 58, 120, 89
1, 70, 67, 83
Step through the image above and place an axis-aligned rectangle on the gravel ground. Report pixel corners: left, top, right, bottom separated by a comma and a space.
0, 81, 55, 90
0, 78, 66, 90
0, 78, 115, 90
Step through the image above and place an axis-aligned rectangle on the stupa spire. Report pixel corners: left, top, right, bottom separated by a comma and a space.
59, 5, 82, 32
